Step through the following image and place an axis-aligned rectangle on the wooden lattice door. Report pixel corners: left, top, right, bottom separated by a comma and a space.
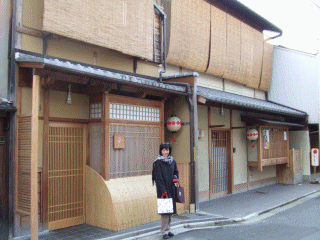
209, 130, 230, 198
48, 122, 86, 230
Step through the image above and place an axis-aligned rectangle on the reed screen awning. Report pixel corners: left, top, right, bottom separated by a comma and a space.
42, 0, 154, 61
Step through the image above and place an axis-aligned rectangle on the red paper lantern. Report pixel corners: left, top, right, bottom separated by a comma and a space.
167, 115, 182, 132
247, 128, 258, 141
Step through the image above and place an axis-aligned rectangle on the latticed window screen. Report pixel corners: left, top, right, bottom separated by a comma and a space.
90, 103, 102, 119
48, 125, 85, 225
211, 131, 229, 194
109, 124, 160, 179
261, 127, 288, 159
110, 103, 160, 122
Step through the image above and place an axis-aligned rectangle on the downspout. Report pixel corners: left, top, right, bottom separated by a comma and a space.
8, 0, 17, 237
154, 3, 198, 211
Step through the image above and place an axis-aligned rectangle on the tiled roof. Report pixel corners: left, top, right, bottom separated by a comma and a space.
197, 86, 307, 118
15, 50, 187, 93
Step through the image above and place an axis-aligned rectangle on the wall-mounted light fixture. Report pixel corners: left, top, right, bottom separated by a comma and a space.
220, 105, 224, 116
66, 84, 72, 104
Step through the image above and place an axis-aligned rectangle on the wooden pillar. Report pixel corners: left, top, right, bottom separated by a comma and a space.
31, 73, 40, 239
101, 92, 110, 180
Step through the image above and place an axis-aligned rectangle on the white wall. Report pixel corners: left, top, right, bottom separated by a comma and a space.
269, 46, 319, 123
289, 130, 311, 176
0, 0, 10, 98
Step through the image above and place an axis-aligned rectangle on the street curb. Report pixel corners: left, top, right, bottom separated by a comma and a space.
100, 189, 320, 240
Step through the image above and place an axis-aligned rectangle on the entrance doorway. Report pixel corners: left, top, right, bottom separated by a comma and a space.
48, 122, 86, 230
209, 130, 231, 198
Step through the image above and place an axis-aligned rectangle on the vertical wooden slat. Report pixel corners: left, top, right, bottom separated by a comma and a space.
229, 110, 234, 193
258, 126, 263, 172
42, 89, 49, 226
31, 74, 40, 240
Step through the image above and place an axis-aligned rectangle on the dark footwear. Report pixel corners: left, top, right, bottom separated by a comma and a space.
163, 234, 170, 239
168, 232, 175, 237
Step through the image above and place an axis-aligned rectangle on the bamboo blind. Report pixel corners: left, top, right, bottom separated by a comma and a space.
223, 14, 241, 82
17, 116, 32, 214
48, 124, 85, 230
43, 0, 154, 61
109, 124, 160, 179
259, 42, 274, 91
166, 0, 210, 72
206, 5, 227, 77
154, 10, 162, 63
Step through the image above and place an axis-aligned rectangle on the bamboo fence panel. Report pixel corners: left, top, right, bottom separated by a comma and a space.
223, 14, 241, 82
206, 5, 227, 77
259, 42, 274, 91
43, 0, 154, 61
17, 116, 32, 214
166, 0, 210, 72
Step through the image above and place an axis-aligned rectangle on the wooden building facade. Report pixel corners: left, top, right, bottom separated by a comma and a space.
4, 0, 310, 239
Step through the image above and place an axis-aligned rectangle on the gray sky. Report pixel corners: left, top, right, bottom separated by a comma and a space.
238, 0, 320, 54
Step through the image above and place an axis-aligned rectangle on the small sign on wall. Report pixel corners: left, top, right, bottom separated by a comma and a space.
311, 148, 319, 166
114, 134, 125, 149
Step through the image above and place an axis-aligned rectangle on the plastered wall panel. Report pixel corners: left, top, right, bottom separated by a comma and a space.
197, 105, 209, 191
224, 79, 255, 97
49, 90, 89, 119
232, 111, 247, 185
21, 34, 43, 54
210, 106, 230, 129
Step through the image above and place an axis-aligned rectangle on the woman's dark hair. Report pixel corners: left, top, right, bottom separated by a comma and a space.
159, 142, 172, 156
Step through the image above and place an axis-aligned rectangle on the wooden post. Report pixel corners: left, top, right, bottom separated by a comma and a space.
101, 92, 110, 180
31, 72, 40, 239
42, 89, 50, 227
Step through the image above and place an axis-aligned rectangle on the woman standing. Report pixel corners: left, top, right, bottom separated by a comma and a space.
152, 142, 179, 239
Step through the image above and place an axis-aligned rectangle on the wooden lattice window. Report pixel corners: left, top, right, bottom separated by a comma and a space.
257, 125, 289, 171
110, 103, 160, 122
109, 124, 160, 179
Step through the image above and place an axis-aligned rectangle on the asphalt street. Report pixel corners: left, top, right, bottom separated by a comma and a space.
135, 192, 320, 240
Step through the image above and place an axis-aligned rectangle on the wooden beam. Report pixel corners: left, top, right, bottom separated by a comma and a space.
31, 73, 40, 239
209, 125, 225, 128
16, 26, 44, 38
18, 62, 45, 69
197, 95, 206, 104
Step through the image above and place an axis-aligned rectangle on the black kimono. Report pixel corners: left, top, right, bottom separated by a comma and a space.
152, 158, 179, 214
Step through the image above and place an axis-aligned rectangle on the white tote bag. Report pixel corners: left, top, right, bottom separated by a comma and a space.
157, 198, 174, 214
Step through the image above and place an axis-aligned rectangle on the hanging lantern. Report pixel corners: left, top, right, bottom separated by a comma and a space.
247, 128, 258, 141
167, 115, 182, 132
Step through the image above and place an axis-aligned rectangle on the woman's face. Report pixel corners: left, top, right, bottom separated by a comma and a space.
161, 148, 170, 157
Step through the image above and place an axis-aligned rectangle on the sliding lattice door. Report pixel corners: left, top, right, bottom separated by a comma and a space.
210, 130, 230, 198
48, 122, 86, 230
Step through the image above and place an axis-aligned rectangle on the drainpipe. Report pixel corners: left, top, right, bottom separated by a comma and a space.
154, 3, 198, 212
8, 0, 17, 237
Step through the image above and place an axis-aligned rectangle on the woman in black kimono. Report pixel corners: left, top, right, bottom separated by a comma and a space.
152, 142, 179, 239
